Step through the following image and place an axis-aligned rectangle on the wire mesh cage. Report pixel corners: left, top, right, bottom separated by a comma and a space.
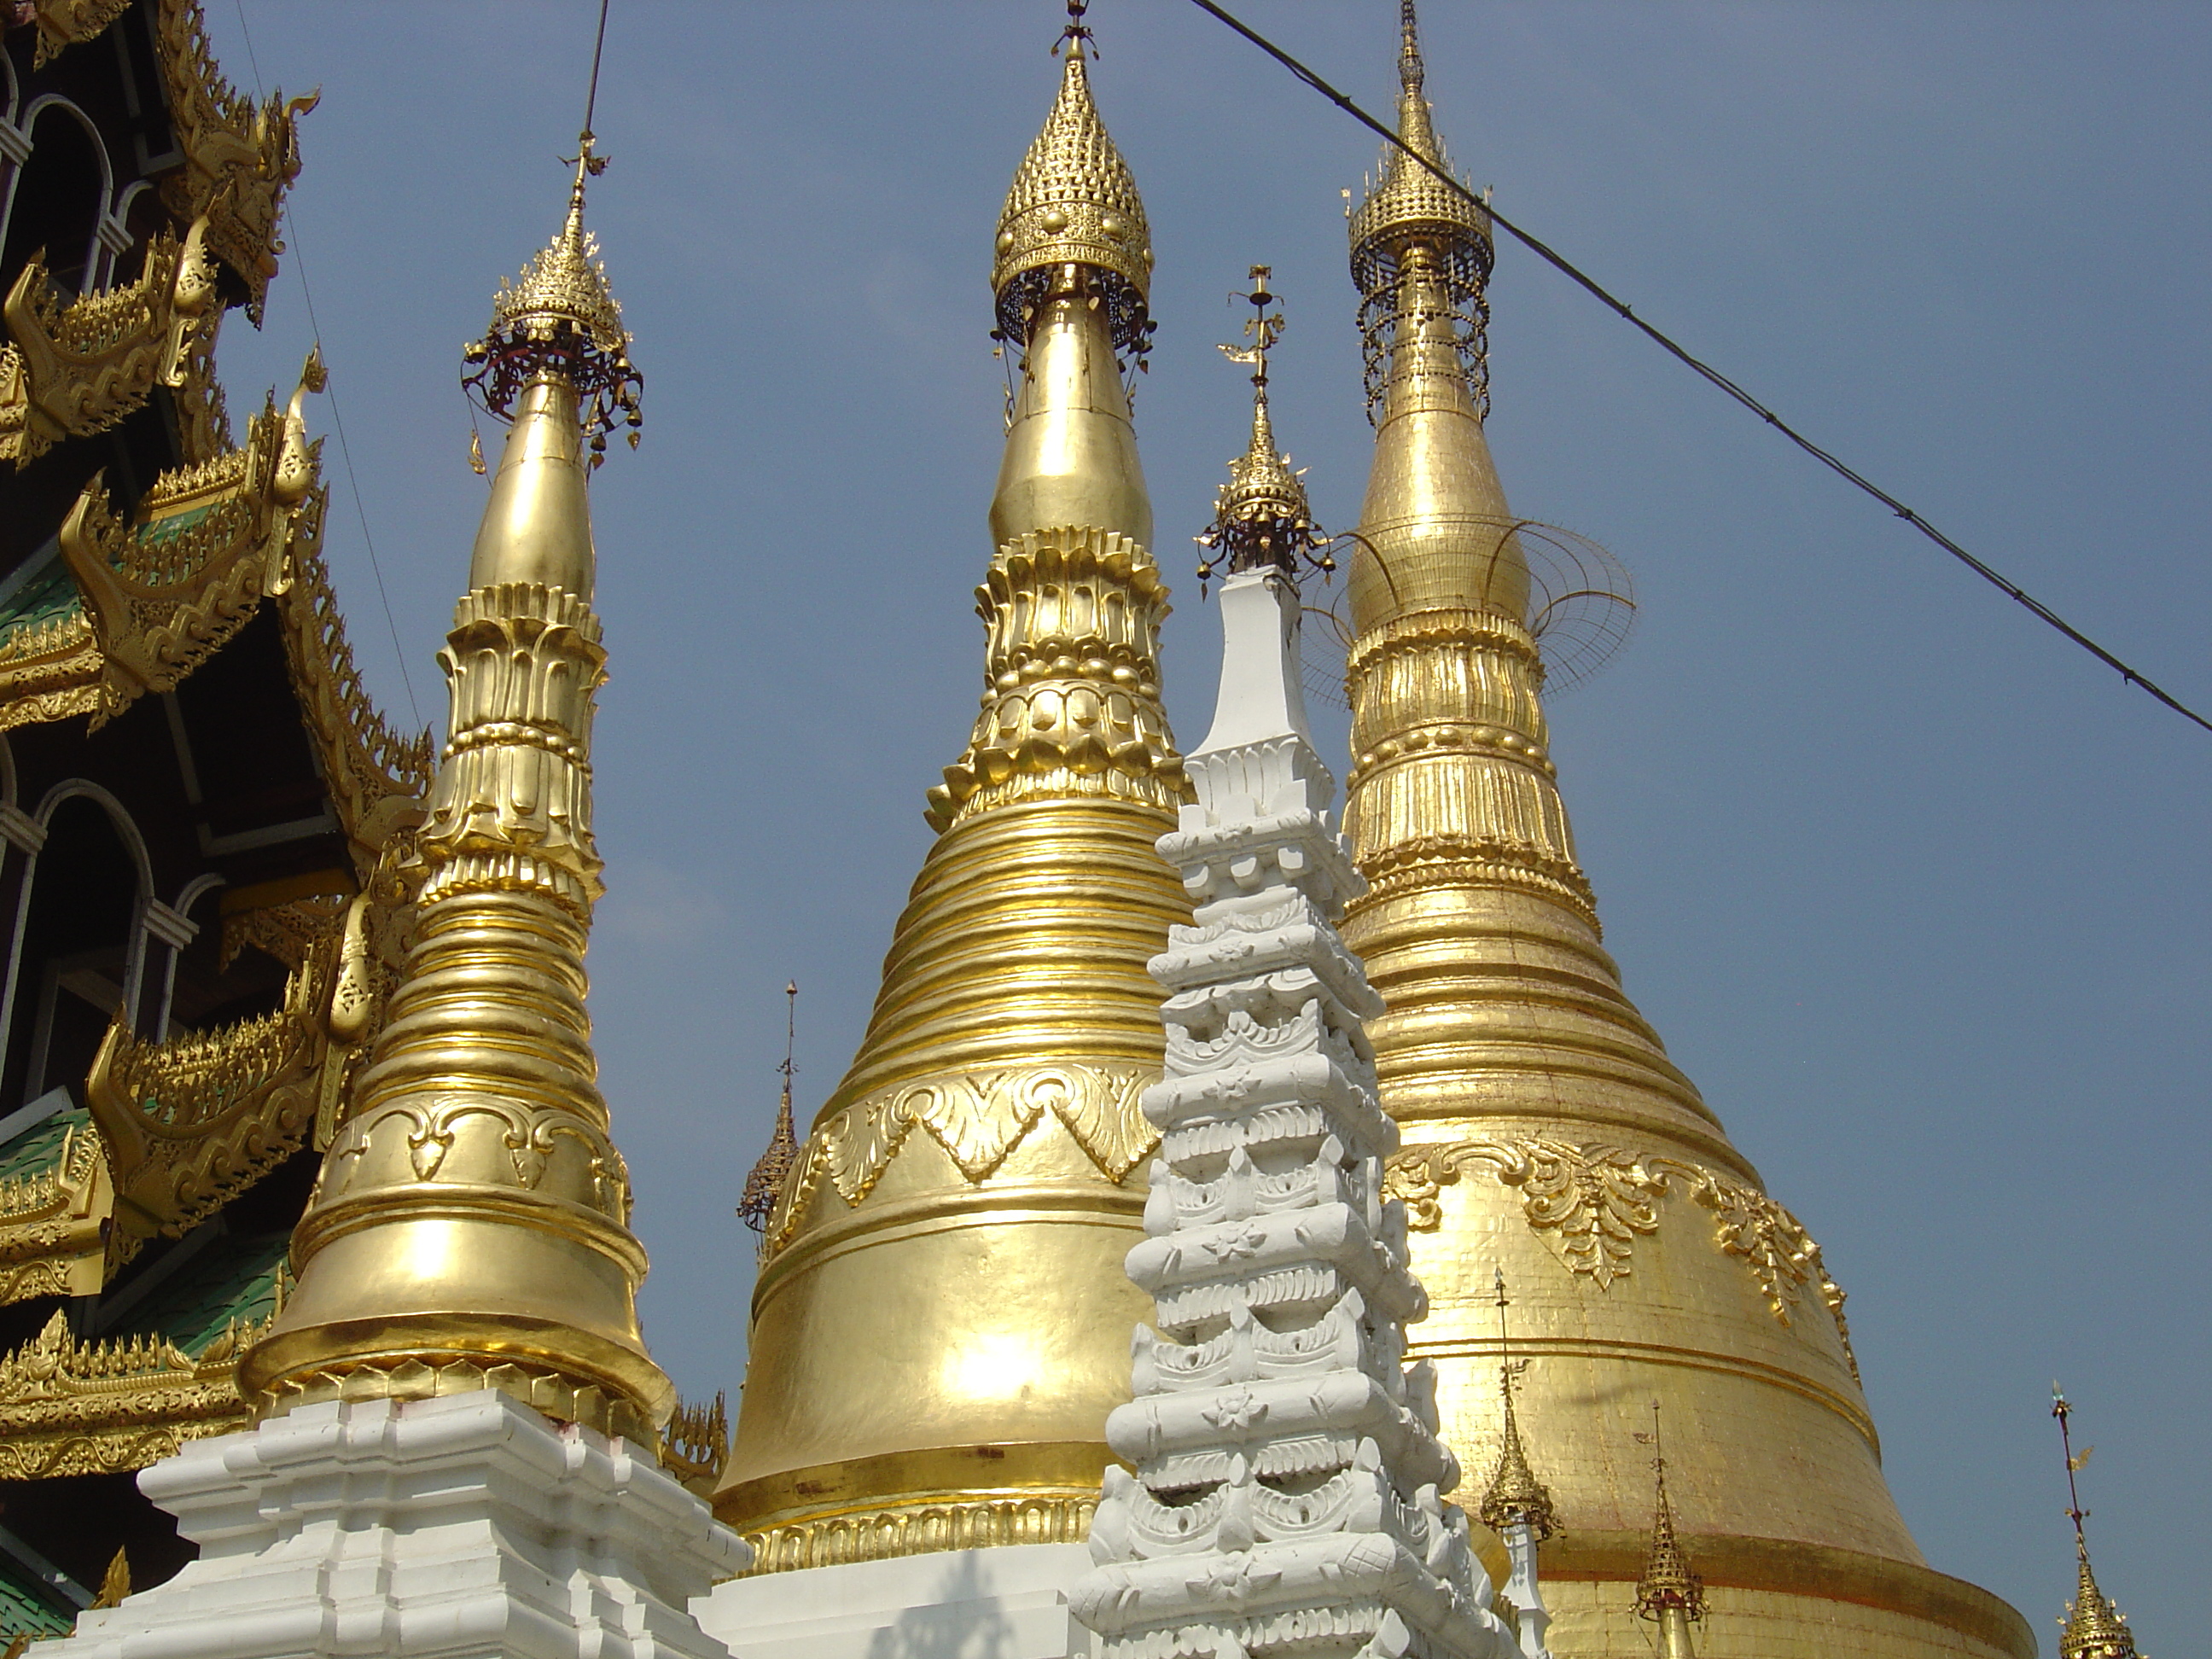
1297, 516, 1635, 709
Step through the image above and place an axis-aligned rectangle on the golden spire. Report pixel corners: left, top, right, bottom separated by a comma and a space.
718, 3, 1188, 1567
1195, 265, 1325, 591
738, 982, 802, 1232
1633, 1404, 1705, 1658
1336, 14, 2015, 1655
2052, 1387, 2145, 1658
1478, 1268, 1556, 1542
239, 125, 673, 1441
990, 1, 1152, 320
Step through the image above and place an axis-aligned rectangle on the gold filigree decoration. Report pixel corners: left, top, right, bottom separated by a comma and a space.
1384, 1136, 1858, 1378
28, 0, 136, 67
271, 537, 433, 880
87, 928, 368, 1240
661, 1391, 730, 1497
0, 225, 214, 468
0, 1306, 265, 1481
218, 892, 347, 972
761, 1062, 1158, 1257
992, 41, 1151, 306
0, 1114, 113, 1305
37, 364, 323, 731
152, 0, 316, 323
927, 529, 1186, 833
744, 1492, 1098, 1575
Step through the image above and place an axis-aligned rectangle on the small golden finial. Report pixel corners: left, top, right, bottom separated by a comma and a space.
739, 981, 802, 1233
1055, 0, 1094, 61
90, 1545, 131, 1610
1196, 267, 1324, 591
1477, 1267, 1556, 1541
460, 0, 642, 467
991, 0, 1153, 359
2051, 1385, 2144, 1658
1633, 1402, 1705, 1651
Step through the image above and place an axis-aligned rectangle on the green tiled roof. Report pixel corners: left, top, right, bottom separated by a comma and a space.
0, 548, 84, 649
0, 1553, 74, 1637
104, 1229, 286, 1359
0, 1106, 87, 1185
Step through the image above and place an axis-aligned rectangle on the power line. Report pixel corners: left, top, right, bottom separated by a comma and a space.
230, 1, 423, 731
1187, 0, 2212, 738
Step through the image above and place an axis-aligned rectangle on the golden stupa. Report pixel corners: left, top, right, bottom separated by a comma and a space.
717, 20, 1190, 1565
240, 143, 671, 1442
1339, 8, 2032, 1655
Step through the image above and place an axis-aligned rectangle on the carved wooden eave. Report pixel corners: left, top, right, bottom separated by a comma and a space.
151, 0, 314, 324
0, 1307, 260, 1481
0, 1111, 113, 1306
88, 942, 340, 1242
270, 538, 433, 881
26, 0, 137, 69
0, 224, 216, 469
0, 378, 311, 738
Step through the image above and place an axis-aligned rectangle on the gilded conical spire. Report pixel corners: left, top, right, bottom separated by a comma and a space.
719, 6, 1187, 1569
1348, 0, 1489, 299
1478, 1269, 1556, 1543
1633, 1406, 1705, 1658
738, 982, 802, 1233
240, 132, 672, 1441
1337, 15, 2019, 1655
2052, 1387, 2145, 1658
991, 2, 1151, 333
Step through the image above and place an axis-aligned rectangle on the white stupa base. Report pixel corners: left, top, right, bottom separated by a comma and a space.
695, 1543, 1092, 1659
54, 1389, 748, 1659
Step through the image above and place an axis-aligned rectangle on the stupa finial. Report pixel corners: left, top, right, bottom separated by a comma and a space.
2052, 1385, 2145, 1659
739, 982, 802, 1234
991, 0, 1153, 359
1479, 1267, 1557, 1542
1196, 267, 1326, 591
1633, 1403, 1706, 1656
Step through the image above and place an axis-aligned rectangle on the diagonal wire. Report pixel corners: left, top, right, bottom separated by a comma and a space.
230, 0, 422, 730
1187, 0, 2212, 737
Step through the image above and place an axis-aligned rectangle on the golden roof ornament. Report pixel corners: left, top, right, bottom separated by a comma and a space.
463, 132, 642, 469
2052, 1386, 2145, 1658
1348, 0, 1493, 420
992, 0, 1154, 361
1633, 1403, 1706, 1655
1196, 267, 1328, 593
1476, 1268, 1556, 1542
738, 982, 802, 1233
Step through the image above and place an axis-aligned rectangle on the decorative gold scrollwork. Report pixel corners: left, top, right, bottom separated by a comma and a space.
761, 1062, 1160, 1258
1383, 1135, 1858, 1379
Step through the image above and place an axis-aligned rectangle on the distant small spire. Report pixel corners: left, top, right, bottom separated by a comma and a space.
2051, 1385, 2144, 1658
1633, 1403, 1705, 1656
1196, 267, 1325, 591
740, 981, 802, 1232
1478, 1268, 1556, 1541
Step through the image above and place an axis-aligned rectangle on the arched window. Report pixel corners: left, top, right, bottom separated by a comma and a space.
0, 99, 112, 298
0, 786, 149, 1109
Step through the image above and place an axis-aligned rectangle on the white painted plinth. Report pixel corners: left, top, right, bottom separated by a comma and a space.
695, 1544, 1091, 1659
54, 1390, 748, 1659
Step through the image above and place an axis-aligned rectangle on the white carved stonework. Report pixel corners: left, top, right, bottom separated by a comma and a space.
1072, 568, 1522, 1659
51, 1390, 748, 1659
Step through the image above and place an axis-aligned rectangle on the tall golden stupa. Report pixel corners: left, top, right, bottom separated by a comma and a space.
717, 16, 1189, 1565
1342, 9, 2030, 1656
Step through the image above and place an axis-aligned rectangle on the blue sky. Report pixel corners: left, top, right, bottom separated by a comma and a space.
205, 4, 2207, 1649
